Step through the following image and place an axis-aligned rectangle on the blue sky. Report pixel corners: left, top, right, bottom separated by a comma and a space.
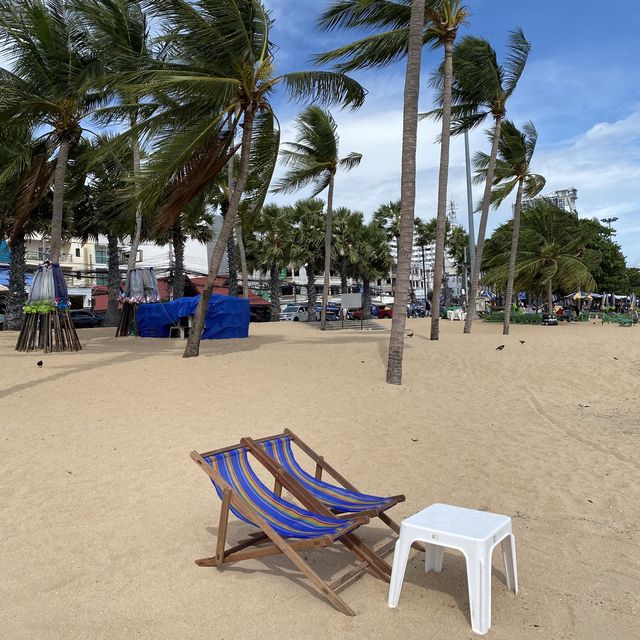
263, 0, 640, 267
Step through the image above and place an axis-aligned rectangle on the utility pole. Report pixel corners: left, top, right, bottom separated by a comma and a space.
464, 130, 476, 276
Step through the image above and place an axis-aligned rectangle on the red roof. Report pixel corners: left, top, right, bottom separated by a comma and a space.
91, 274, 269, 311
189, 276, 270, 306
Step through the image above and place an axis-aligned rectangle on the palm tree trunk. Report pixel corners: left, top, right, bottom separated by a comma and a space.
236, 219, 249, 297
172, 221, 186, 299
49, 139, 70, 263
340, 255, 348, 293
547, 279, 553, 314
269, 265, 280, 321
320, 174, 335, 330
104, 233, 121, 327
183, 108, 255, 358
430, 38, 454, 341
220, 200, 238, 295
386, 0, 424, 384
464, 116, 503, 333
306, 263, 316, 321
503, 178, 525, 335
127, 132, 143, 273
362, 277, 371, 320
5, 233, 26, 330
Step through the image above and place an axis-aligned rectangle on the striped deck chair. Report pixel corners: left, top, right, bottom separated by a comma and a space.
190, 445, 392, 616
244, 430, 404, 536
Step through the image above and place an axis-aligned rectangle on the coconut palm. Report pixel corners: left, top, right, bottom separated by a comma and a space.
474, 120, 545, 335
316, 0, 445, 72
332, 207, 363, 293
386, 0, 425, 385
246, 203, 295, 321
73, 134, 137, 326
427, 1, 468, 341
0, 125, 54, 330
122, 0, 364, 357
0, 0, 104, 265
273, 106, 362, 330
483, 201, 596, 312
430, 29, 531, 333
74, 0, 153, 275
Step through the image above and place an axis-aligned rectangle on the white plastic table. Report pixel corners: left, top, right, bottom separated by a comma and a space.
388, 503, 518, 635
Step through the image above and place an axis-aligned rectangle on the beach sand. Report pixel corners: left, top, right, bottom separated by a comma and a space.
1, 319, 638, 639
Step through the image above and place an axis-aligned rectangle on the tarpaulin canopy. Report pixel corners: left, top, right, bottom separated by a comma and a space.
0, 268, 33, 287
135, 295, 250, 340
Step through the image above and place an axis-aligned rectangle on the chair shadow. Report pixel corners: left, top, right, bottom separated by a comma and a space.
196, 520, 395, 606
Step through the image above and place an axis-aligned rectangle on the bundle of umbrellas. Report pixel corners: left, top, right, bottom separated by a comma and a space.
24, 263, 69, 313
119, 268, 159, 304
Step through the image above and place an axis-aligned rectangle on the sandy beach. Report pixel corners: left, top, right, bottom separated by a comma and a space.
1, 319, 638, 639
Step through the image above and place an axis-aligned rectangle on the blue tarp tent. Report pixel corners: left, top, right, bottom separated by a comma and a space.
135, 295, 250, 339
0, 268, 34, 287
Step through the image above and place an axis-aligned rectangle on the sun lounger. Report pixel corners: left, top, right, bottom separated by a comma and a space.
191, 444, 393, 616
246, 430, 405, 536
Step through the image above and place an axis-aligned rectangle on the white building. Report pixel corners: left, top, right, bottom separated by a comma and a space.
522, 187, 578, 213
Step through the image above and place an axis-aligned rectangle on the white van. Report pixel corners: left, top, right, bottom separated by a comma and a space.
279, 305, 309, 321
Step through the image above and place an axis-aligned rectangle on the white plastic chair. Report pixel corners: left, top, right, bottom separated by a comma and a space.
388, 503, 518, 635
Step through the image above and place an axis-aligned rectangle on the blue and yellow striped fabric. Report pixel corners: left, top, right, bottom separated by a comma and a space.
260, 436, 393, 513
203, 449, 355, 539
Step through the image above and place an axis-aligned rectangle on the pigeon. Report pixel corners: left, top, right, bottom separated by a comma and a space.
496, 345, 505, 351
519, 340, 526, 344
36, 360, 43, 367
613, 356, 618, 360
407, 332, 414, 337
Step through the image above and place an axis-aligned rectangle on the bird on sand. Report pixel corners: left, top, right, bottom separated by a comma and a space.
406, 332, 414, 337
496, 345, 505, 351
36, 360, 43, 367
519, 340, 526, 344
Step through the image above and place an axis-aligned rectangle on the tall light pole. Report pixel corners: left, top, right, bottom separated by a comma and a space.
601, 216, 618, 232
464, 131, 476, 313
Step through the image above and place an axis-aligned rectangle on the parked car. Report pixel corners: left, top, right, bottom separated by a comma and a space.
279, 305, 309, 321
376, 304, 393, 319
70, 309, 103, 328
314, 305, 340, 321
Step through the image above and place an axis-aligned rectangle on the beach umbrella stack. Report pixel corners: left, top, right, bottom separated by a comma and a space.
15, 262, 81, 352
115, 267, 160, 337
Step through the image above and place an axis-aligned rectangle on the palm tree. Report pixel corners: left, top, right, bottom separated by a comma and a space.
75, 0, 153, 275
0, 0, 103, 265
474, 120, 545, 335
273, 106, 362, 330
246, 204, 295, 320
426, 1, 468, 341
127, 1, 364, 357
483, 201, 596, 312
332, 207, 363, 293
154, 198, 214, 300
386, 0, 425, 385
352, 221, 392, 319
290, 198, 326, 321
373, 200, 402, 241
73, 134, 136, 326
0, 126, 54, 330
431, 29, 531, 333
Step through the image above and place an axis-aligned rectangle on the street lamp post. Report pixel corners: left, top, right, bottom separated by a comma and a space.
601, 216, 618, 231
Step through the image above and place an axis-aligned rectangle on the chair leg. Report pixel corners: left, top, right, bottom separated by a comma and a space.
501, 534, 518, 594
424, 543, 444, 573
388, 538, 412, 608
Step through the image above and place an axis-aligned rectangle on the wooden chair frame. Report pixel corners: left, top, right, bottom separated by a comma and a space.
190, 448, 392, 616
